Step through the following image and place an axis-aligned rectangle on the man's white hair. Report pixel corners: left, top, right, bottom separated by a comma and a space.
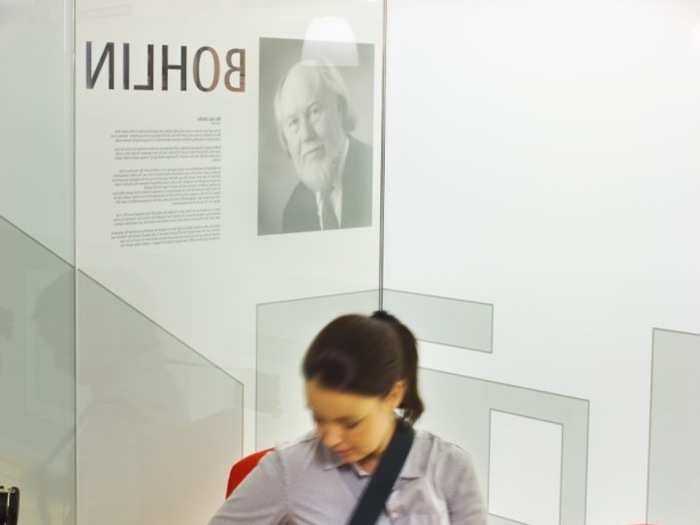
273, 58, 357, 154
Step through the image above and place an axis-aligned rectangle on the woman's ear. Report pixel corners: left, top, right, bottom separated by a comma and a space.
387, 380, 407, 410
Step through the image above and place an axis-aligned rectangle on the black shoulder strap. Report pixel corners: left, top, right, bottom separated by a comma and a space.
347, 420, 415, 525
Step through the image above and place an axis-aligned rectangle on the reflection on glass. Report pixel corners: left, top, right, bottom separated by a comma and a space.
0, 218, 76, 525
303, 17, 360, 66
77, 273, 243, 525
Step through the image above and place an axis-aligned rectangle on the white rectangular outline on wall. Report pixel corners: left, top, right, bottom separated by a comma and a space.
487, 408, 565, 525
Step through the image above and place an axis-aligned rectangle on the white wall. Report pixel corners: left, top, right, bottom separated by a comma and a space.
384, 1, 700, 523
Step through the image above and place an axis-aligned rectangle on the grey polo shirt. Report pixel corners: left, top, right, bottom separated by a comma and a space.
209, 429, 487, 524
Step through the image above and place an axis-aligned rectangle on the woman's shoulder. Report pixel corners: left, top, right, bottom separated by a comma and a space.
274, 430, 319, 453
411, 429, 477, 476
414, 428, 471, 454
263, 432, 326, 474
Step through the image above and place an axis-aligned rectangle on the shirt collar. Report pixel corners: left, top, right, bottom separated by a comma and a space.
318, 428, 425, 480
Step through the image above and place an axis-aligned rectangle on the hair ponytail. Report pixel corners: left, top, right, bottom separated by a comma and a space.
370, 311, 425, 424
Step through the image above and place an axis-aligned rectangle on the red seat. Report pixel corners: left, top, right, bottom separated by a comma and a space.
225, 448, 273, 498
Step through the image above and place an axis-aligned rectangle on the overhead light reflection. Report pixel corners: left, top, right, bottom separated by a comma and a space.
302, 16, 359, 66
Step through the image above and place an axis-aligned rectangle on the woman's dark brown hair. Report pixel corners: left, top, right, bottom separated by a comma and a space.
302, 310, 425, 424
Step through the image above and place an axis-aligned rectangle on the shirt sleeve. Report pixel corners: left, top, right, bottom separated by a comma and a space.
208, 450, 288, 525
442, 446, 487, 525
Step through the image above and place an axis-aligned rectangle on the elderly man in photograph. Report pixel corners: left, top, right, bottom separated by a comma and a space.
274, 59, 372, 233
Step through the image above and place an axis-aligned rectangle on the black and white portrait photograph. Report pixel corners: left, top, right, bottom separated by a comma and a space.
257, 37, 375, 235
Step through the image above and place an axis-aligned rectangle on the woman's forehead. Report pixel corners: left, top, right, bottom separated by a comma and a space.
305, 379, 379, 418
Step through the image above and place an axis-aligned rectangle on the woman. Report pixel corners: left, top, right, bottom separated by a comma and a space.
210, 311, 486, 524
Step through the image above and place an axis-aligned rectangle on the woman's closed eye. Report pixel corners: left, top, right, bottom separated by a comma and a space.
312, 417, 361, 430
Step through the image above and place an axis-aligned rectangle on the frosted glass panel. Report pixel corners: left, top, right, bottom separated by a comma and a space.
75, 0, 385, 457
76, 272, 243, 525
384, 0, 700, 522
4, 1, 385, 525
0, 217, 76, 525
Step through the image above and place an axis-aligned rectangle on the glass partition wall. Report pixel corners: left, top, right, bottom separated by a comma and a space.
2, 1, 385, 524
384, 1, 700, 524
1, 1, 76, 524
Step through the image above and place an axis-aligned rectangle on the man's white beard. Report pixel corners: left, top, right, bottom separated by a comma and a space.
297, 156, 336, 194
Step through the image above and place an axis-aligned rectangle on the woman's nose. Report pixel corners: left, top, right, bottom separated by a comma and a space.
319, 424, 342, 449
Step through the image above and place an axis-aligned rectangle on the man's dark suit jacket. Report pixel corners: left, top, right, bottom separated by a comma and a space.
282, 137, 372, 233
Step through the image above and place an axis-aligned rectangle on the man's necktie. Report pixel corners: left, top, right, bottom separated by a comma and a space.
321, 192, 339, 230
